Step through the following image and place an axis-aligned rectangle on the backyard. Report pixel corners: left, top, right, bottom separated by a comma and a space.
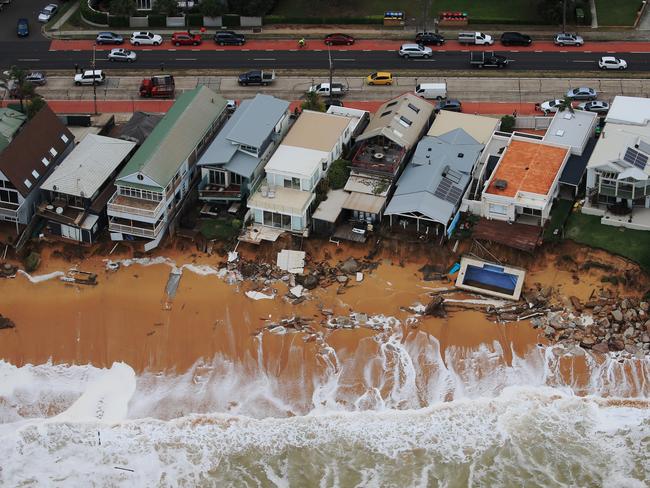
595, 0, 644, 26
564, 212, 650, 271
199, 218, 241, 241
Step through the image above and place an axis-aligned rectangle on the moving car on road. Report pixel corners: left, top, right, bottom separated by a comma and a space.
435, 99, 462, 112
415, 32, 445, 46
469, 52, 509, 68
598, 56, 627, 70
578, 101, 610, 113
399, 44, 432, 59
566, 87, 597, 100
130, 31, 162, 46
26, 72, 47, 86
96, 32, 124, 45
171, 32, 202, 46
537, 99, 564, 115
366, 72, 393, 85
17, 18, 29, 37
324, 33, 355, 46
108, 48, 136, 62
213, 31, 245, 46
74, 70, 106, 86
554, 33, 583, 46
500, 32, 532, 46
38, 4, 58, 23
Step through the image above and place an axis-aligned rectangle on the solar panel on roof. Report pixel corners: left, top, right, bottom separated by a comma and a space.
624, 147, 648, 170
433, 176, 464, 205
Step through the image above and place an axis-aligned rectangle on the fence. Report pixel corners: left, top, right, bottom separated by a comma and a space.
513, 116, 553, 130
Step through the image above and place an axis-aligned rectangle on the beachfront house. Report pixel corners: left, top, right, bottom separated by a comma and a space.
384, 128, 484, 238
0, 105, 74, 235
107, 86, 228, 251
117, 111, 163, 146
582, 96, 650, 229
245, 110, 357, 237
197, 94, 290, 208
37, 134, 136, 244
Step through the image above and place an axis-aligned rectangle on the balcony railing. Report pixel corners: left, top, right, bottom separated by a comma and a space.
107, 192, 165, 219
199, 182, 242, 200
0, 205, 18, 219
108, 220, 165, 239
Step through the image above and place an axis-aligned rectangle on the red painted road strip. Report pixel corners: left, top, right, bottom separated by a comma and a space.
50, 39, 650, 53
1, 99, 543, 116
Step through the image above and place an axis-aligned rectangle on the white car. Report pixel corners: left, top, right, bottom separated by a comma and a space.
74, 70, 105, 86
38, 4, 58, 23
398, 43, 433, 59
553, 33, 583, 46
108, 48, 136, 62
578, 101, 610, 113
598, 56, 627, 70
538, 99, 564, 115
130, 31, 162, 46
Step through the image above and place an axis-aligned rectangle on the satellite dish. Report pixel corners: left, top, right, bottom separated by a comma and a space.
55, 207, 64, 215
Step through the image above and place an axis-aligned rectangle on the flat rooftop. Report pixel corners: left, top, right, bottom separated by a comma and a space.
486, 139, 569, 198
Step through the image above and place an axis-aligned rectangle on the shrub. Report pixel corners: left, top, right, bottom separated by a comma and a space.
500, 115, 516, 133
108, 14, 130, 28
148, 13, 166, 27
231, 219, 242, 230
23, 252, 40, 273
328, 159, 351, 189
81, 0, 109, 24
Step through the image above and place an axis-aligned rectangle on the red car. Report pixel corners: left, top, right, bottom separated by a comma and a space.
171, 32, 202, 46
324, 33, 355, 46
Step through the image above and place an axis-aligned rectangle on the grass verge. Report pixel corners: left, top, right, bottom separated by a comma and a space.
564, 211, 650, 271
199, 218, 240, 241
595, 0, 643, 26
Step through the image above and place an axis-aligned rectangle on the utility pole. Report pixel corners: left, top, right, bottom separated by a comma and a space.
328, 45, 333, 99
92, 43, 98, 115
562, 0, 567, 33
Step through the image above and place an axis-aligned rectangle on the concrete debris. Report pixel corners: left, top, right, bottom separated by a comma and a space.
356, 272, 364, 282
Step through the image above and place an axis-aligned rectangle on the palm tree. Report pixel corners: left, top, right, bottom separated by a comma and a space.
558, 96, 574, 114
0, 66, 35, 112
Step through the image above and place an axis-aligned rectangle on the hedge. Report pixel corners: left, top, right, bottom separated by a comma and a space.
108, 15, 130, 28
81, 0, 108, 24
186, 13, 203, 27
222, 14, 240, 27
148, 13, 166, 27
469, 18, 550, 25
264, 15, 383, 24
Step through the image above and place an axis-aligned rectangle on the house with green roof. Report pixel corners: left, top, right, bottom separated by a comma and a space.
107, 86, 228, 250
0, 108, 27, 153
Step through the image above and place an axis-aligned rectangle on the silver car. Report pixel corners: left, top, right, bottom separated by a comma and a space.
38, 4, 58, 23
554, 33, 583, 46
26, 72, 47, 86
566, 87, 597, 100
398, 43, 433, 59
578, 101, 610, 113
108, 48, 136, 63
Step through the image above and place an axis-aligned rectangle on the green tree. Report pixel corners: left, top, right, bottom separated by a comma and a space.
537, 0, 564, 24
558, 96, 575, 113
26, 96, 46, 119
500, 115, 516, 133
200, 0, 225, 17
109, 0, 135, 16
0, 66, 35, 112
235, 0, 275, 16
327, 159, 351, 189
154, 0, 178, 16
301, 91, 325, 112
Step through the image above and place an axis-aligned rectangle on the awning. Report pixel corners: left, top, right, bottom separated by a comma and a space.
342, 191, 386, 214
312, 189, 348, 223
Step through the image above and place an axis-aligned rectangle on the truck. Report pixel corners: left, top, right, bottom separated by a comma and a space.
458, 32, 494, 45
237, 70, 276, 86
469, 52, 509, 69
307, 82, 347, 97
139, 75, 175, 98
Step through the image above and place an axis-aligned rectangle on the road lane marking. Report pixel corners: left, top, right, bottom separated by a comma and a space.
176, 58, 197, 61
412, 59, 436, 62
572, 60, 594, 63
18, 58, 40, 62
242, 49, 250, 51
265, 49, 274, 51
253, 58, 276, 61
333, 58, 356, 61
363, 49, 371, 51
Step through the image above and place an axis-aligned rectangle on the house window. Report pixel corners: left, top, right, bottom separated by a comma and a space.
489, 203, 507, 215
209, 170, 227, 186
284, 177, 300, 190
239, 144, 258, 155
0, 189, 18, 204
42, 157, 50, 167
24, 179, 32, 188
231, 173, 244, 185
49, 148, 58, 157
31, 170, 39, 179
61, 134, 69, 143
521, 207, 542, 216
263, 211, 292, 229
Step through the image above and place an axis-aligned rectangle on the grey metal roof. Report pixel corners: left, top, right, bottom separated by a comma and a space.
385, 129, 483, 225
117, 111, 163, 145
560, 136, 597, 186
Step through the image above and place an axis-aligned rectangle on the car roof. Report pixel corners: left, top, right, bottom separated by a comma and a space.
373, 71, 392, 76
601, 56, 617, 61
401, 43, 423, 48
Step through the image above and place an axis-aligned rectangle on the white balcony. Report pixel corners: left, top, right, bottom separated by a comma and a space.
107, 192, 165, 220
109, 218, 165, 239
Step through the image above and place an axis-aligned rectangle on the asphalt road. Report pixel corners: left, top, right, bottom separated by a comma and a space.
2, 42, 650, 73
0, 0, 49, 42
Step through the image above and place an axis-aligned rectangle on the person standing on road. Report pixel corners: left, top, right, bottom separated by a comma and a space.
298, 38, 306, 48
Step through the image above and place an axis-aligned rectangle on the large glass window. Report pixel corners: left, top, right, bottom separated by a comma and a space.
283, 177, 300, 190
209, 170, 227, 186
0, 189, 19, 204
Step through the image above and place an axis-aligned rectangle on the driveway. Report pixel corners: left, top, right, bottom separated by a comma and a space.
0, 0, 51, 42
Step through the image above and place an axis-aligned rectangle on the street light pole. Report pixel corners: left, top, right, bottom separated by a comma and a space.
92, 43, 98, 115
328, 45, 333, 99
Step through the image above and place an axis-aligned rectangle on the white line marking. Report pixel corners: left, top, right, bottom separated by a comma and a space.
253, 58, 276, 61
584, 51, 592, 53
630, 51, 649, 54
176, 58, 197, 61
333, 58, 355, 61
559, 50, 568, 53
572, 60, 594, 63
191, 49, 199, 51
412, 59, 436, 62
265, 49, 274, 51
534, 50, 542, 53
241, 49, 250, 51
363, 49, 371, 51
168, 49, 176, 51
18, 58, 40, 61
73, 49, 81, 52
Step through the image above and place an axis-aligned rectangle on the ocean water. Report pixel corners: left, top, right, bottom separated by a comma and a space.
0, 327, 649, 487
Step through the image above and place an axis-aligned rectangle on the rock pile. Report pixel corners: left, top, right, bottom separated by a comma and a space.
531, 290, 650, 357
0, 314, 15, 329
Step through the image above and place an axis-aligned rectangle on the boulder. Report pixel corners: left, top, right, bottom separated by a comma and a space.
620, 299, 629, 310
645, 320, 650, 333
641, 333, 650, 343
580, 335, 596, 347
608, 337, 625, 351
597, 317, 610, 329
611, 309, 624, 322
640, 301, 649, 312
569, 296, 583, 312
592, 342, 610, 354
544, 326, 556, 336
0, 315, 15, 330
624, 309, 638, 322
303, 275, 319, 290
623, 326, 636, 338
340, 258, 360, 274
336, 275, 349, 284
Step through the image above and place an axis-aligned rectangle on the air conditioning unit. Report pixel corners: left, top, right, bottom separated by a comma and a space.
494, 179, 508, 190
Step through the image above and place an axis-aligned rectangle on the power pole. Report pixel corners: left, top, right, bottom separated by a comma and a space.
328, 45, 333, 99
92, 43, 98, 115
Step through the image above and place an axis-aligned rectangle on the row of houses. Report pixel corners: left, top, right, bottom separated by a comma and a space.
0, 88, 647, 252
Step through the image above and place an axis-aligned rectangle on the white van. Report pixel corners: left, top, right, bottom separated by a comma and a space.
415, 82, 447, 100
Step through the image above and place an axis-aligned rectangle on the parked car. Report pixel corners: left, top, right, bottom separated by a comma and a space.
566, 87, 597, 100
398, 43, 432, 59
74, 70, 105, 86
415, 82, 446, 99
537, 99, 564, 115
25, 72, 47, 86
500, 32, 532, 46
598, 56, 627, 70
458, 32, 493, 45
130, 31, 162, 46
213, 31, 245, 46
307, 82, 347, 97
554, 33, 583, 46
108, 48, 136, 62
237, 70, 275, 86
17, 18, 29, 37
96, 32, 124, 45
38, 4, 58, 23
366, 72, 393, 85
171, 32, 202, 46
436, 99, 462, 112
226, 100, 238, 112
324, 33, 355, 46
578, 101, 610, 113
139, 75, 175, 98
415, 32, 445, 46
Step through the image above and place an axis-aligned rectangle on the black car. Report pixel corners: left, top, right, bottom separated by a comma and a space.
415, 31, 445, 46
436, 99, 462, 113
500, 32, 532, 46
214, 31, 245, 46
17, 18, 29, 37
96, 32, 124, 45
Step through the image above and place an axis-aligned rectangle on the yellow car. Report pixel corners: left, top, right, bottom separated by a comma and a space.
366, 72, 393, 86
